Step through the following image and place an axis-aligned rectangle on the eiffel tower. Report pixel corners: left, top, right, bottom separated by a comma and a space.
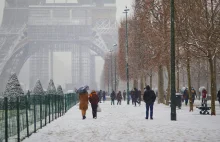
0, 0, 117, 92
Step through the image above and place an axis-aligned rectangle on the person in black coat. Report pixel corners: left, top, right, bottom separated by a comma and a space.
134, 88, 140, 106
143, 85, 156, 120
111, 90, 116, 105
217, 89, 220, 105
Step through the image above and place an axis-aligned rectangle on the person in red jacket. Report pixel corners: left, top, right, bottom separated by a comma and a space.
89, 90, 99, 119
202, 89, 207, 104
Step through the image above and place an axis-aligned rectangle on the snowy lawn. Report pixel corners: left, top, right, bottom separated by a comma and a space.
23, 100, 220, 142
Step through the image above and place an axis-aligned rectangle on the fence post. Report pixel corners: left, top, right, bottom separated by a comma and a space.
16, 96, 20, 142
57, 95, 60, 118
52, 95, 54, 121
4, 97, 8, 142
49, 94, 51, 123
33, 95, 36, 133
25, 96, 29, 137
55, 95, 57, 119
45, 95, 47, 126
40, 95, 42, 129
65, 95, 67, 113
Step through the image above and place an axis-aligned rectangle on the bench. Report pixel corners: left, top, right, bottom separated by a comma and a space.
196, 106, 211, 115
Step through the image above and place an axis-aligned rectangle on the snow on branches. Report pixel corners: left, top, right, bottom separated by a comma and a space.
57, 85, 64, 96
47, 79, 57, 94
4, 73, 24, 97
33, 80, 44, 95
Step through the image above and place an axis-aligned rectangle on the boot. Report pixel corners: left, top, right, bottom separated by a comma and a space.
83, 116, 86, 120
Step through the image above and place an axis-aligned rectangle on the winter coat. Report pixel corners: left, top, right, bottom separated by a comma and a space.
117, 92, 122, 101
202, 90, 207, 98
134, 89, 139, 99
102, 92, 106, 100
191, 89, 196, 99
98, 91, 102, 98
143, 90, 156, 105
217, 90, 220, 101
89, 92, 99, 105
183, 90, 189, 99
79, 92, 89, 110
111, 92, 116, 100
123, 91, 126, 97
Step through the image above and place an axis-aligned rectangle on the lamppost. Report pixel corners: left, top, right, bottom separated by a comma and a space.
109, 50, 114, 91
170, 0, 176, 121
123, 6, 130, 105
113, 44, 117, 92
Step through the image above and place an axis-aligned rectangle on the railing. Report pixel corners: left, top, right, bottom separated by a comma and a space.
0, 93, 78, 142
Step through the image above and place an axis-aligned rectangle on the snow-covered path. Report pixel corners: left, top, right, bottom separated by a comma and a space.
23, 101, 220, 142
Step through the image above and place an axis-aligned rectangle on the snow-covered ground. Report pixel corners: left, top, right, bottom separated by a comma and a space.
23, 100, 220, 142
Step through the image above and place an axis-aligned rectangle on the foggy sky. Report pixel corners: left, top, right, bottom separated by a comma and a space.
0, 0, 134, 90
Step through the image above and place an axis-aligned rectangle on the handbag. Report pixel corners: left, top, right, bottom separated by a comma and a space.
97, 104, 101, 112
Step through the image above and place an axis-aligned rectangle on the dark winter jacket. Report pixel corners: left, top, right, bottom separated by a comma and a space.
89, 91, 99, 105
183, 90, 189, 99
123, 91, 126, 97
134, 88, 139, 99
217, 90, 220, 101
143, 86, 156, 105
117, 92, 122, 101
111, 91, 116, 100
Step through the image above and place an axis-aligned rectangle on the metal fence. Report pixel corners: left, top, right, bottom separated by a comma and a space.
0, 93, 78, 142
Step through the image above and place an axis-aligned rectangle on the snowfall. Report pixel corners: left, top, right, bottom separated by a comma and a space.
23, 100, 220, 142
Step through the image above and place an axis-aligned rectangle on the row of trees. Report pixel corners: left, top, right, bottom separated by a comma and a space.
103, 0, 220, 115
2, 73, 64, 98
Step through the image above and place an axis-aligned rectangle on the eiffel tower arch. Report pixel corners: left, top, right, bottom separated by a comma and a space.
0, 0, 117, 92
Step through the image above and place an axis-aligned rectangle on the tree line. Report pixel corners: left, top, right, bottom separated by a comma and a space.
102, 0, 220, 115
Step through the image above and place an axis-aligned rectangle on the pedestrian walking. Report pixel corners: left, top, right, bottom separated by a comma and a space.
134, 88, 140, 106
98, 90, 102, 103
138, 89, 141, 105
102, 91, 106, 103
131, 90, 135, 105
111, 90, 116, 105
123, 90, 126, 101
217, 89, 220, 106
89, 90, 99, 119
183, 88, 189, 106
78, 86, 89, 120
191, 88, 196, 104
202, 89, 207, 104
117, 91, 122, 105
143, 85, 156, 120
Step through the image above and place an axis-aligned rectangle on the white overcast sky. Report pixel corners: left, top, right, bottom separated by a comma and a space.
0, 0, 134, 89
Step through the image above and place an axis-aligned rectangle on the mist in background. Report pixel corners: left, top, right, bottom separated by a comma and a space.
0, 0, 134, 90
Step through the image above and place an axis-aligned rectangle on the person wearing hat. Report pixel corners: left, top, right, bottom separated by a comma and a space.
89, 90, 99, 119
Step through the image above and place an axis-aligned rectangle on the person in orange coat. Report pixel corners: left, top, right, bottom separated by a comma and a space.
79, 91, 89, 120
89, 90, 99, 119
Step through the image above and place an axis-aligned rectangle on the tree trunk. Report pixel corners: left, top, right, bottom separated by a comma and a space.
213, 56, 217, 100
176, 46, 180, 92
208, 55, 216, 115
166, 63, 171, 105
186, 54, 193, 112
206, 61, 209, 93
158, 65, 165, 104
133, 79, 138, 89
150, 69, 153, 88
140, 76, 144, 99
197, 60, 201, 100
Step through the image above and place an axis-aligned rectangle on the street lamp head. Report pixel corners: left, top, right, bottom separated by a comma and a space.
113, 44, 117, 47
